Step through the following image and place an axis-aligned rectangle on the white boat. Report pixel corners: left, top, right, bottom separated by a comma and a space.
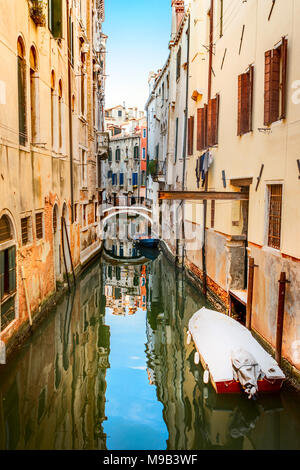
187, 307, 285, 398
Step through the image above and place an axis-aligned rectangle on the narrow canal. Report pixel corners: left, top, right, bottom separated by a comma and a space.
0, 244, 300, 450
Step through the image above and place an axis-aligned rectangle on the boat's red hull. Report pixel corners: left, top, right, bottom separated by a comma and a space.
214, 378, 284, 394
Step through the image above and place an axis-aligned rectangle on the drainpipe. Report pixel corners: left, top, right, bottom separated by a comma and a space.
177, 12, 190, 267
202, 0, 214, 297
66, 0, 74, 223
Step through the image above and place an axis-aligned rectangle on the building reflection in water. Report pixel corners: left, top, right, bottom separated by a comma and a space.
145, 254, 300, 451
0, 262, 110, 450
0, 244, 300, 450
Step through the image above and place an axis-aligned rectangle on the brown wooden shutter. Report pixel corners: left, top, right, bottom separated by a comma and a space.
280, 37, 288, 120
238, 74, 242, 135
241, 73, 249, 134
271, 48, 280, 123
249, 65, 254, 132
264, 50, 272, 126
207, 99, 213, 146
207, 96, 219, 146
197, 108, 203, 150
188, 116, 194, 155
204, 104, 208, 149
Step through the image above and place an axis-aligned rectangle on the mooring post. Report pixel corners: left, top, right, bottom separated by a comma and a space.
246, 257, 255, 330
275, 272, 289, 364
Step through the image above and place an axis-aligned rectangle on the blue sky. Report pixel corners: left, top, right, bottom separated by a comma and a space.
103, 0, 172, 111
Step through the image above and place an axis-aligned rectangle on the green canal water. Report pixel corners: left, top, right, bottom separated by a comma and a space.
0, 247, 300, 450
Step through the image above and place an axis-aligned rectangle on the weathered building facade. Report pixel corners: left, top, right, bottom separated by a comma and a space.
104, 107, 147, 206
0, 0, 108, 354
146, 0, 300, 379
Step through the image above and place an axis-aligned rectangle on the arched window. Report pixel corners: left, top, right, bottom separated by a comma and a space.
50, 70, 56, 149
17, 37, 27, 145
0, 215, 12, 243
30, 46, 39, 143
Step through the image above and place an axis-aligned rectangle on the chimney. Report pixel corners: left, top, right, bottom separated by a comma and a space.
172, 1, 185, 33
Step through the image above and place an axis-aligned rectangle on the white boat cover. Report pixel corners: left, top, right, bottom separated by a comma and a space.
188, 308, 285, 384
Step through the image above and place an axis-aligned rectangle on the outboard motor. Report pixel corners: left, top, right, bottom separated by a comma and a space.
231, 348, 265, 399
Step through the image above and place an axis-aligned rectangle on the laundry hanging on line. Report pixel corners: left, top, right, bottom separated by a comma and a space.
195, 151, 214, 188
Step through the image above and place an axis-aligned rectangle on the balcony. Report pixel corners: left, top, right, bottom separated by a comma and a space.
97, 131, 109, 160
148, 159, 166, 183
30, 1, 46, 27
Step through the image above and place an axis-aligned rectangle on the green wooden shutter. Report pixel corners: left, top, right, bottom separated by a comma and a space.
51, 0, 63, 38
8, 246, 16, 294
0, 251, 4, 300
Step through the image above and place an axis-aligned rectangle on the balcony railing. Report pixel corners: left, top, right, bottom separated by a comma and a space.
148, 160, 166, 182
97, 131, 109, 160
30, 1, 46, 26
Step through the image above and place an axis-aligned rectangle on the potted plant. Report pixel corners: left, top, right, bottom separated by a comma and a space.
30, 0, 46, 27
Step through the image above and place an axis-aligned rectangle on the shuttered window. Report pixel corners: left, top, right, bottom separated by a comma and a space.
207, 95, 220, 147
35, 213, 44, 240
175, 118, 179, 162
188, 116, 194, 156
268, 184, 282, 250
119, 173, 124, 186
48, 0, 63, 38
197, 106, 207, 151
115, 148, 121, 162
0, 245, 17, 325
176, 47, 181, 81
264, 38, 288, 126
21, 217, 31, 245
238, 66, 254, 136
134, 145, 140, 160
18, 44, 27, 146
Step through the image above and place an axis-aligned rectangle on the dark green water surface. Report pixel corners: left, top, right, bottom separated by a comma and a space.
0, 249, 300, 450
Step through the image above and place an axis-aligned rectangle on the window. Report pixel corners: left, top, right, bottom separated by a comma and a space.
141, 171, 146, 186
80, 50, 86, 116
21, 217, 31, 246
69, 16, 74, 67
142, 147, 146, 159
118, 110, 122, 117
83, 204, 87, 227
134, 145, 140, 160
264, 38, 288, 126
268, 185, 282, 250
197, 106, 207, 151
97, 155, 101, 188
132, 173, 138, 187
207, 95, 220, 147
58, 79, 63, 151
155, 144, 159, 161
238, 66, 254, 136
143, 129, 146, 139
74, 204, 78, 223
30, 46, 39, 144
48, 0, 63, 38
50, 70, 55, 149
119, 173, 124, 186
175, 117, 179, 162
188, 116, 194, 156
115, 148, 121, 162
162, 83, 165, 102
81, 148, 87, 188
108, 149, 112, 162
0, 216, 12, 243
17, 37, 27, 146
94, 202, 98, 222
0, 244, 16, 331
176, 47, 181, 81
35, 212, 44, 240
